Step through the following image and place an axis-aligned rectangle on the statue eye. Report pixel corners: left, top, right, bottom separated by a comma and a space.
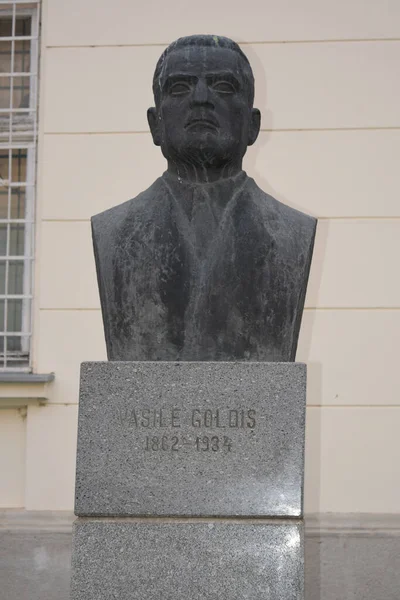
170, 82, 191, 96
212, 80, 235, 94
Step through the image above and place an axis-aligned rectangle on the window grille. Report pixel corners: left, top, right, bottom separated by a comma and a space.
0, 1, 39, 370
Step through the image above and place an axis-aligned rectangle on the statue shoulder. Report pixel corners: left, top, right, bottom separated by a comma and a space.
247, 177, 317, 242
91, 178, 165, 241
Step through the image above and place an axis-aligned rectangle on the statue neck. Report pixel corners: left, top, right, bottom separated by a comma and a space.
166, 160, 243, 185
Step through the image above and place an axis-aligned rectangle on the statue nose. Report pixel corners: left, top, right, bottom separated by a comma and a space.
190, 80, 214, 108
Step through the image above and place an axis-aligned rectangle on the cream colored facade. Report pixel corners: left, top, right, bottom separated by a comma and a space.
1, 0, 400, 515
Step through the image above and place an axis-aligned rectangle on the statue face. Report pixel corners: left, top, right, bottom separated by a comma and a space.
148, 45, 260, 172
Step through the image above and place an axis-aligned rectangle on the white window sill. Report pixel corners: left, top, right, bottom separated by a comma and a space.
0, 372, 54, 408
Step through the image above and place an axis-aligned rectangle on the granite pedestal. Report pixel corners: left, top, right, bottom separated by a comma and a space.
71, 362, 306, 599
71, 520, 304, 600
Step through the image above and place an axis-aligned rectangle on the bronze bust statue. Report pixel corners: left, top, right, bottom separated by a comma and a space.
92, 35, 317, 361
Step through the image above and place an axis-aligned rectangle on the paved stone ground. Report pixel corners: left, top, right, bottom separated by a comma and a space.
1, 526, 400, 600
0, 530, 72, 600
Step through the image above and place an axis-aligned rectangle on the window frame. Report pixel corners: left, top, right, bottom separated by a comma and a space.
0, 1, 40, 371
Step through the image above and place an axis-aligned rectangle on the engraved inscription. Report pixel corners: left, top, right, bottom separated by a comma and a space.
144, 435, 233, 452
118, 408, 182, 428
191, 409, 255, 428
118, 407, 256, 429
117, 406, 256, 454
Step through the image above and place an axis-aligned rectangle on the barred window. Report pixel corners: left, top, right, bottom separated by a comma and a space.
0, 1, 39, 370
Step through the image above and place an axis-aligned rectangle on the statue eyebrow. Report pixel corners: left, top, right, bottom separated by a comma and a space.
162, 74, 198, 91
206, 72, 241, 89
206, 72, 240, 82
162, 72, 241, 92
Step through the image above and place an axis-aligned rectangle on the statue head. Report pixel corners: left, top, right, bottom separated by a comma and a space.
147, 35, 261, 180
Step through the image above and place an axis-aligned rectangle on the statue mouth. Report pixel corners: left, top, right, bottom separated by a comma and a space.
185, 118, 219, 132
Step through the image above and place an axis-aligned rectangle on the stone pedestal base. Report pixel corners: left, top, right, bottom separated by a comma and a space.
75, 362, 306, 518
71, 519, 304, 600
71, 362, 306, 599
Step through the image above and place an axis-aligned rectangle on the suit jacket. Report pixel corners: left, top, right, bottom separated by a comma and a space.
92, 171, 317, 361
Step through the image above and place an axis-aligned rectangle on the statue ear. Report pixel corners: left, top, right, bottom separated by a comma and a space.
248, 108, 261, 146
147, 107, 161, 146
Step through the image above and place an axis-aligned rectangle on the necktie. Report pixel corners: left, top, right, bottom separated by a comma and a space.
190, 186, 218, 260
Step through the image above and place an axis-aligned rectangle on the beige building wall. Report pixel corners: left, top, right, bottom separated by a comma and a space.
1, 0, 400, 514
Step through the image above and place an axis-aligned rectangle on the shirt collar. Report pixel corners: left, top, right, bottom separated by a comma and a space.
162, 169, 248, 204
